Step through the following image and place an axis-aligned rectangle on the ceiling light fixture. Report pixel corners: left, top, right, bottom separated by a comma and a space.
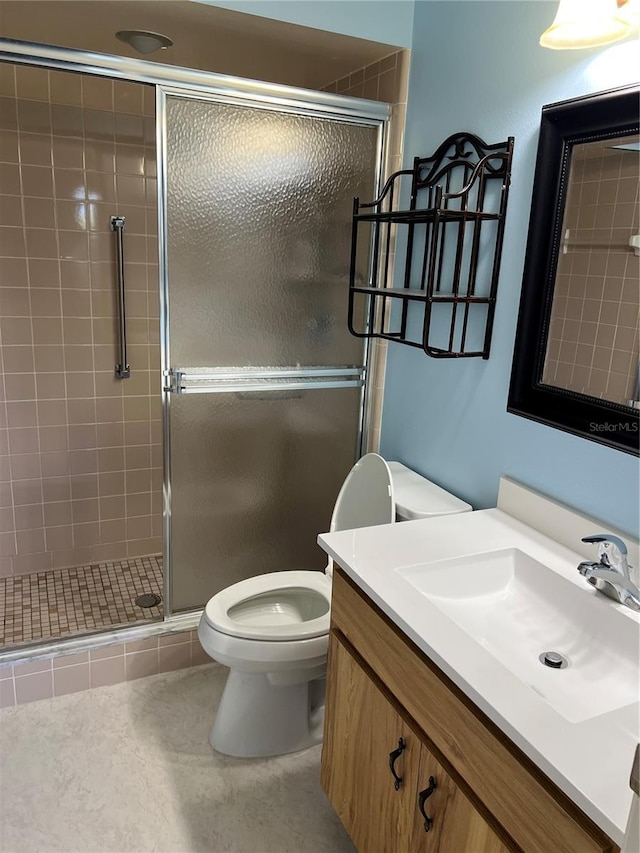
115, 30, 173, 55
617, 0, 640, 27
539, 0, 635, 49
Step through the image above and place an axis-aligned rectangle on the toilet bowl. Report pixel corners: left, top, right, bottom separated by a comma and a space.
198, 571, 333, 758
198, 454, 471, 757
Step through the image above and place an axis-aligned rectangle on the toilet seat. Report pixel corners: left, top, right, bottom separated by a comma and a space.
203, 454, 395, 644
204, 570, 331, 641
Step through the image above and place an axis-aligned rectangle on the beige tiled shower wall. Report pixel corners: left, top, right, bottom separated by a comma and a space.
0, 63, 162, 578
543, 137, 640, 405
323, 51, 410, 452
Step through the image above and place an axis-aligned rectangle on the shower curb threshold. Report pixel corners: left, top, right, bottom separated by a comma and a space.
0, 611, 202, 668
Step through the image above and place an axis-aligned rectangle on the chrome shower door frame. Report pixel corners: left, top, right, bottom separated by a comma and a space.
157, 83, 388, 616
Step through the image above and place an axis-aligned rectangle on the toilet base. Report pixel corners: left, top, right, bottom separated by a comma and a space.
211, 669, 325, 758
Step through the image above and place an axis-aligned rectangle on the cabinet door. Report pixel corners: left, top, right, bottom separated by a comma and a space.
321, 633, 421, 853
410, 742, 512, 853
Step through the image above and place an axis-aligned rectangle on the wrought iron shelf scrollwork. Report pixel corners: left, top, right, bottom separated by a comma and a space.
348, 132, 514, 359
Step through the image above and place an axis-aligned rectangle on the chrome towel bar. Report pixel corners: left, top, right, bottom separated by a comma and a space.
166, 366, 365, 394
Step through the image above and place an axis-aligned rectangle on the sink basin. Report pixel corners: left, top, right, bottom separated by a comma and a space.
396, 548, 639, 723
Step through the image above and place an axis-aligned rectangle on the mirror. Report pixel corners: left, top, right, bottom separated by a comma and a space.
508, 84, 639, 455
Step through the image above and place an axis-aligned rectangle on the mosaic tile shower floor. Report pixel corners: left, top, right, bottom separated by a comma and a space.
0, 555, 163, 648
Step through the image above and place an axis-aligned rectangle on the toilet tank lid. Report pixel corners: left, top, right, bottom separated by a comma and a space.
388, 461, 472, 519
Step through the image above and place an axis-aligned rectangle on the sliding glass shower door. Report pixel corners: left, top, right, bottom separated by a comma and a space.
162, 91, 382, 612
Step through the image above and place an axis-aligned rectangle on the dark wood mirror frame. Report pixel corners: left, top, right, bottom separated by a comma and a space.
508, 83, 639, 456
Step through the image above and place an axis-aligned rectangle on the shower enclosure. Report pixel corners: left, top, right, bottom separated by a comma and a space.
0, 40, 388, 648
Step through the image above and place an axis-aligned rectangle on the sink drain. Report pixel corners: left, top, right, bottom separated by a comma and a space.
135, 593, 162, 608
539, 651, 567, 669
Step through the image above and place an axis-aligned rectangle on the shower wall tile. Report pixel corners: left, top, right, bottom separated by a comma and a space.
52, 136, 83, 169
0, 64, 16, 98
0, 97, 18, 131
0, 131, 18, 164
0, 64, 162, 577
49, 71, 82, 108
82, 76, 113, 111
23, 197, 55, 228
15, 65, 50, 103
0, 257, 27, 286
0, 196, 22, 227
20, 133, 53, 167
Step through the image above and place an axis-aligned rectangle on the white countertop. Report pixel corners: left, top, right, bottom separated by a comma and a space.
318, 507, 639, 845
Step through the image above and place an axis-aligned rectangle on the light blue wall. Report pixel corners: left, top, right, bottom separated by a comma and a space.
195, 0, 415, 47
380, 1, 639, 535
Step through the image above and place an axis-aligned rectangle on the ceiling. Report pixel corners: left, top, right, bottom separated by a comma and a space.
0, 0, 398, 90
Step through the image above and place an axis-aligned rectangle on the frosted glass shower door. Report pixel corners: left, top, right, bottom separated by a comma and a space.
164, 92, 382, 613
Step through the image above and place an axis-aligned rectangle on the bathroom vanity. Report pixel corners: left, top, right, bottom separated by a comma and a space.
318, 479, 639, 852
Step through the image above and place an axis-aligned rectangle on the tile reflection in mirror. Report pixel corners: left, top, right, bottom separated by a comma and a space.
542, 133, 639, 408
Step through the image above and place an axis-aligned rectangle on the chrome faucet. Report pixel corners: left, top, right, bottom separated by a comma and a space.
578, 534, 640, 611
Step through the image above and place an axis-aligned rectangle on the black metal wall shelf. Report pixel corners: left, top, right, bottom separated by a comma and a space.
348, 132, 514, 358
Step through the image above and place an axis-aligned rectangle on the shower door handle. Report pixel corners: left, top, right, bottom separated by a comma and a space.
110, 215, 130, 379
166, 367, 365, 394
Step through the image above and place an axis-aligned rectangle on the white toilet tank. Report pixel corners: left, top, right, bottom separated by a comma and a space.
388, 461, 472, 520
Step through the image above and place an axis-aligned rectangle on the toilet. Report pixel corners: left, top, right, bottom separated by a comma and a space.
198, 454, 471, 758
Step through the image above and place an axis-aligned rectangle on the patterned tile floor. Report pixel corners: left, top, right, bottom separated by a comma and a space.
0, 555, 163, 649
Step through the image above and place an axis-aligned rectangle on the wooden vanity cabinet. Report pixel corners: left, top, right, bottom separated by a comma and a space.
321, 569, 619, 853
322, 632, 510, 853
321, 631, 420, 852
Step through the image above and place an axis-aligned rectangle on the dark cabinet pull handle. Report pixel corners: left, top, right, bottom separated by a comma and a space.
418, 776, 437, 832
388, 738, 406, 790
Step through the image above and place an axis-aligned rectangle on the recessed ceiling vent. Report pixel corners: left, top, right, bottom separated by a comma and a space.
115, 30, 173, 55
